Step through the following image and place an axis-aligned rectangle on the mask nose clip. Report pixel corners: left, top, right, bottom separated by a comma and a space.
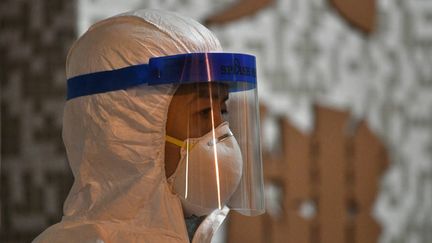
207, 130, 234, 146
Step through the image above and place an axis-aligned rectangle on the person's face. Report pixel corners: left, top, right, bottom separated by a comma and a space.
165, 82, 229, 177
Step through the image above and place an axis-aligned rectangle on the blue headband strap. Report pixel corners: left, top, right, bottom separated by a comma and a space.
67, 53, 257, 100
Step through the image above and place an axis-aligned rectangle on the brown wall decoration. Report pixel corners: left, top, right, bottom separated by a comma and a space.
204, 0, 274, 26
227, 105, 389, 243
205, 0, 376, 34
329, 0, 376, 34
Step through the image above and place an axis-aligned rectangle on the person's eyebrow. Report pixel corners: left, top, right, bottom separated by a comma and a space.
197, 85, 229, 99
197, 92, 229, 105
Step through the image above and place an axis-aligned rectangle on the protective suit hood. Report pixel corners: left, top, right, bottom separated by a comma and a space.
33, 9, 228, 243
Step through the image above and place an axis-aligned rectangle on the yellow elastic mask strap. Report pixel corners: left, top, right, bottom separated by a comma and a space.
166, 135, 196, 151
165, 135, 184, 148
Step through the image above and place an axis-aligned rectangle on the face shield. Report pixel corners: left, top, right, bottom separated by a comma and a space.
67, 53, 265, 217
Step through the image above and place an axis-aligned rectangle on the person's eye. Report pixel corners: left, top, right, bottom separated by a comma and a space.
198, 107, 228, 119
199, 108, 212, 117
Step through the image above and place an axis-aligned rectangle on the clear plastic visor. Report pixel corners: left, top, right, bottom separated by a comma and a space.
165, 82, 265, 216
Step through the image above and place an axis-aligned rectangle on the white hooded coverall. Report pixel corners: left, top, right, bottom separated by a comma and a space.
33, 9, 229, 243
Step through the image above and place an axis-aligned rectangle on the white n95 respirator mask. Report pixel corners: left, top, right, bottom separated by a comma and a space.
167, 121, 243, 217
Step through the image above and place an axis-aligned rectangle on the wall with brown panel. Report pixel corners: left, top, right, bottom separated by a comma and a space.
227, 105, 389, 243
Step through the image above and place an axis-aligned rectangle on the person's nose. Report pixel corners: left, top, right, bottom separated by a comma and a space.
211, 105, 225, 127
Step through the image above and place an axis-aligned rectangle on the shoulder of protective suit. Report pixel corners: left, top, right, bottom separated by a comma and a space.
33, 221, 188, 243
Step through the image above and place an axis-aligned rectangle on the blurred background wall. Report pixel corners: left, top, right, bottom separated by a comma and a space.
1, 0, 432, 242
1, 0, 75, 242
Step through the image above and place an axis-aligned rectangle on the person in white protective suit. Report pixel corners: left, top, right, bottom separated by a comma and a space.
33, 9, 264, 243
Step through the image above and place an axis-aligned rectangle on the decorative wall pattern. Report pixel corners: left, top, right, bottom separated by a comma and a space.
0, 0, 76, 242
228, 105, 389, 243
